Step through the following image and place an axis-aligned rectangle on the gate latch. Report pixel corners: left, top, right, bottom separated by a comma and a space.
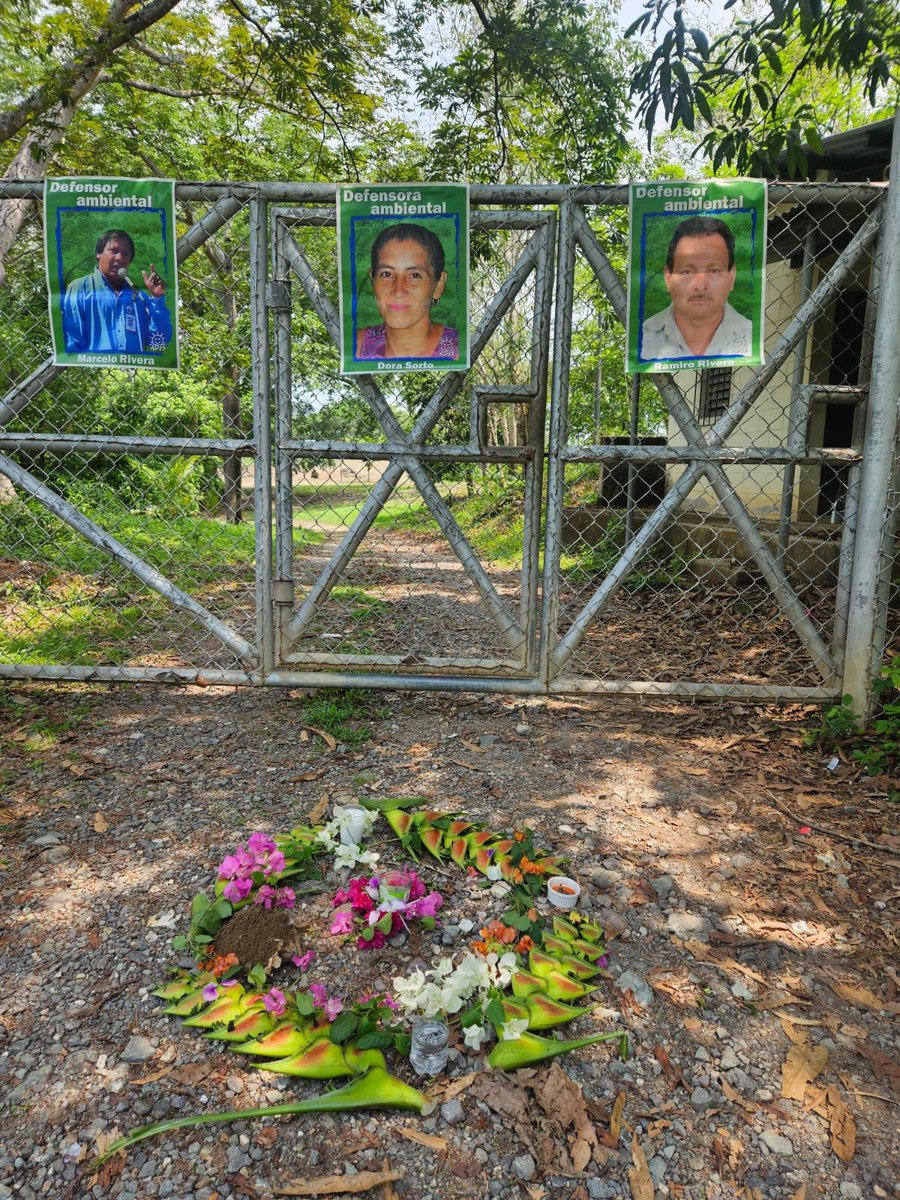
266, 281, 291, 311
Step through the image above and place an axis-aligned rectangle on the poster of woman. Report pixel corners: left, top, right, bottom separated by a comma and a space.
625, 179, 767, 374
43, 177, 179, 371
337, 183, 469, 375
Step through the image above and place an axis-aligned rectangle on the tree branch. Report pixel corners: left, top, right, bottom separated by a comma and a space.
0, 0, 183, 145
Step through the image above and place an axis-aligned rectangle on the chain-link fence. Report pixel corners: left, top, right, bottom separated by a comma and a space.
1, 180, 897, 707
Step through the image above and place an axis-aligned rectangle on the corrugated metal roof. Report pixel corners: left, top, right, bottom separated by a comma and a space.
776, 117, 894, 181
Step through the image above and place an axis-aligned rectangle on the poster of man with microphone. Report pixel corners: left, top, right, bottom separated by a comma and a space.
44, 177, 179, 370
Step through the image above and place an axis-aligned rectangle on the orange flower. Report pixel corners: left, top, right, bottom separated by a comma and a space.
514, 831, 526, 842
200, 951, 239, 978
527, 907, 538, 921
516, 935, 534, 954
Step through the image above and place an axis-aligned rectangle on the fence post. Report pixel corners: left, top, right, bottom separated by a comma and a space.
842, 107, 900, 718
250, 195, 275, 679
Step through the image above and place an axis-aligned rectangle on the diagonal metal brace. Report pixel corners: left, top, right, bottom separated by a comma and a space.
0, 451, 257, 667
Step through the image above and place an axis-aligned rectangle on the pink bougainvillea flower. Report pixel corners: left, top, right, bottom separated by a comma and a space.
324, 997, 344, 1021
292, 950, 315, 972
596, 955, 609, 969
254, 884, 277, 909
330, 909, 354, 935
798, 826, 812, 835
247, 831, 277, 856
266, 849, 286, 876
407, 871, 426, 901
275, 887, 296, 909
358, 930, 387, 951
262, 987, 287, 1016
332, 887, 351, 907
220, 978, 239, 988
309, 982, 328, 1007
202, 983, 218, 1001
222, 877, 253, 904
406, 891, 443, 919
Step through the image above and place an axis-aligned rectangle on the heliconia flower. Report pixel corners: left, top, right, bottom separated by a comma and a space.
324, 997, 344, 1020
202, 983, 218, 1001
292, 950, 315, 972
262, 987, 287, 1016
254, 885, 277, 909
309, 982, 328, 1007
275, 887, 296, 909
222, 877, 253, 903
330, 910, 354, 935
247, 831, 277, 856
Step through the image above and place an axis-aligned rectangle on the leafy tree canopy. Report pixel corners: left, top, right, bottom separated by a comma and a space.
627, 0, 900, 176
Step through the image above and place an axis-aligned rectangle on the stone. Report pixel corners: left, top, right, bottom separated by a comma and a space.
839, 1186, 862, 1199
719, 1048, 740, 1071
648, 1155, 667, 1185
587, 867, 623, 888
690, 1087, 713, 1111
511, 1155, 536, 1181
667, 912, 712, 941
651, 875, 674, 899
613, 971, 653, 1008
760, 1130, 794, 1156
120, 1036, 154, 1064
440, 1099, 465, 1125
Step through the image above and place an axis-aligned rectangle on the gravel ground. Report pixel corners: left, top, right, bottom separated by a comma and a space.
1, 683, 898, 1200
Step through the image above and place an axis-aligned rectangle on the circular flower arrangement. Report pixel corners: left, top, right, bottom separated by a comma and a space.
100, 801, 626, 1162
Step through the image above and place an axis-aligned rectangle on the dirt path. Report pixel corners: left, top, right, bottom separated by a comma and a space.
0, 682, 897, 1200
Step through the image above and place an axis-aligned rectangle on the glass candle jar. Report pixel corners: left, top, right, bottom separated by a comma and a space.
378, 870, 410, 905
409, 1017, 449, 1076
337, 804, 368, 845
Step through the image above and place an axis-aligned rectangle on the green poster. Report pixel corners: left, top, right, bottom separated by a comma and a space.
626, 179, 767, 373
44, 177, 179, 370
337, 183, 469, 375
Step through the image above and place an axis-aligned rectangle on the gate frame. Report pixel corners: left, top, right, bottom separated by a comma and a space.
0, 156, 897, 712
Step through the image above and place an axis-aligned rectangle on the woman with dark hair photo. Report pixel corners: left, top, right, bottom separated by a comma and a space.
356, 223, 459, 361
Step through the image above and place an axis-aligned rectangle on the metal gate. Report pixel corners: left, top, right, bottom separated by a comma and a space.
1, 170, 898, 710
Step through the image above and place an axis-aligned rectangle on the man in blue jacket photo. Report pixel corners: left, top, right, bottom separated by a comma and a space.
62, 228, 173, 355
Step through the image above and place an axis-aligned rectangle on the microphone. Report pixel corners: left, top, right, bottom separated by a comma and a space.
117, 267, 138, 290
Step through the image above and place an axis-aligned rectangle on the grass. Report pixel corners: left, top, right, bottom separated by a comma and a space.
298, 687, 377, 747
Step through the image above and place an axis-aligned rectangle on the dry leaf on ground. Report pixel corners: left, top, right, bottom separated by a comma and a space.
610, 1091, 627, 1141
779, 1016, 809, 1045
791, 1183, 807, 1200
854, 1041, 900, 1093
301, 725, 337, 751
627, 1132, 654, 1200
440, 1071, 478, 1102
275, 1169, 403, 1196
781, 1043, 829, 1100
396, 1129, 449, 1152
308, 793, 330, 824
829, 979, 890, 1013
827, 1085, 857, 1162
92, 812, 108, 833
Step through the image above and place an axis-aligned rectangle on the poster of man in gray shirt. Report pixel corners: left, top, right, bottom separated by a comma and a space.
639, 216, 753, 362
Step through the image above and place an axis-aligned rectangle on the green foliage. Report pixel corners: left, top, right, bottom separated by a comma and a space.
298, 688, 375, 747
804, 659, 900, 781
172, 892, 233, 957
562, 513, 692, 589
627, 0, 900, 175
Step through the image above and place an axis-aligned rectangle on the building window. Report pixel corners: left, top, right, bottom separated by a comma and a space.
698, 368, 732, 422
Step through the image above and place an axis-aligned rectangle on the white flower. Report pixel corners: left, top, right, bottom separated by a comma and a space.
463, 1023, 489, 1050
485, 864, 503, 880
417, 983, 445, 1018
500, 1018, 529, 1041
433, 957, 455, 978
450, 953, 490, 996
